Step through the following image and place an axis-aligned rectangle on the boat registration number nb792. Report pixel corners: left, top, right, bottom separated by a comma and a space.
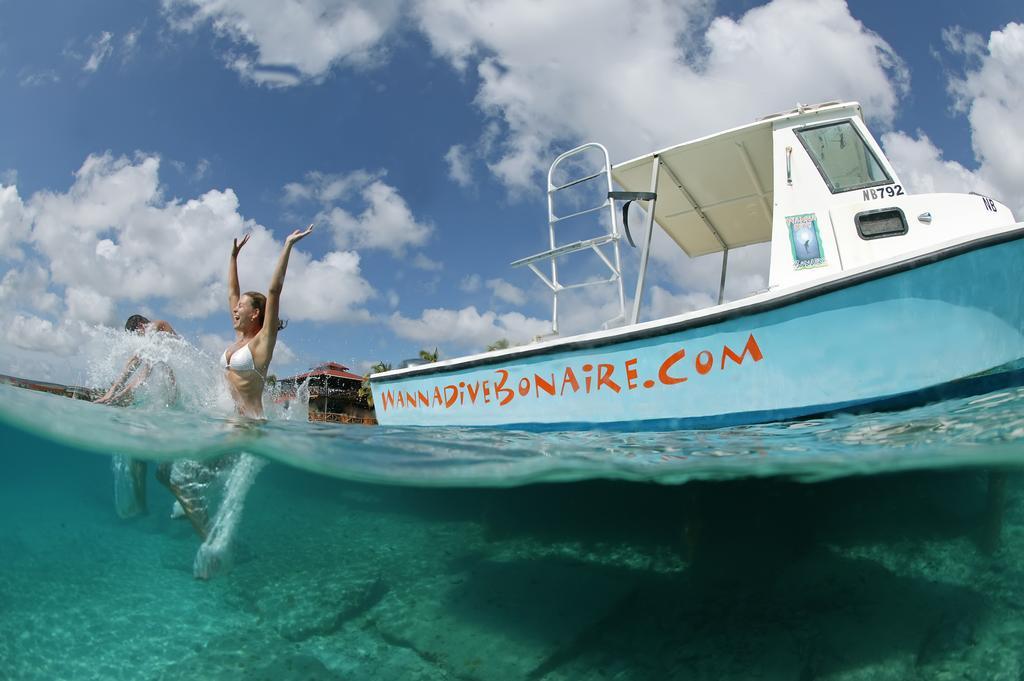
378, 334, 764, 413
863, 185, 904, 201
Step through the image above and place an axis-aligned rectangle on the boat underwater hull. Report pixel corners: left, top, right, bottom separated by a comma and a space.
372, 230, 1024, 430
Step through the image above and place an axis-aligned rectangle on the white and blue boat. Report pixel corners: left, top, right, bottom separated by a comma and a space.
371, 101, 1023, 429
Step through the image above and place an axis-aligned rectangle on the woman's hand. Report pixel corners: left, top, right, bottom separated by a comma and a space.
232, 233, 251, 258
285, 223, 314, 247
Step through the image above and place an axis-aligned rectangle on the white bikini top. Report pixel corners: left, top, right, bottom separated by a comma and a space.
222, 342, 265, 378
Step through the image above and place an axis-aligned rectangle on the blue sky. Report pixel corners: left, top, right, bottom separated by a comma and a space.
0, 0, 1021, 384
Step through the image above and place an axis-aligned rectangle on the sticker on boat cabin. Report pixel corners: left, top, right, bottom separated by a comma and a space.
786, 213, 826, 270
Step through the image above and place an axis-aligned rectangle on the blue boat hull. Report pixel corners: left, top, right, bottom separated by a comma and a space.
373, 232, 1024, 429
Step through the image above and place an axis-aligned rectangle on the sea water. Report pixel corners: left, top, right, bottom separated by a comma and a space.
3, 377, 1024, 679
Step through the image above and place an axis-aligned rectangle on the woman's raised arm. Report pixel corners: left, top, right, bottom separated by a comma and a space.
228, 233, 250, 313
263, 224, 314, 338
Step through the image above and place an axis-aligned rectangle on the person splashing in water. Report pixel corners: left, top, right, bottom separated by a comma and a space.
191, 224, 314, 580
101, 315, 181, 522
223, 224, 314, 418
96, 315, 178, 407
98, 315, 217, 539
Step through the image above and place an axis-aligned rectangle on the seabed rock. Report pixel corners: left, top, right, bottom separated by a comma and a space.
370, 557, 638, 681
239, 569, 389, 642
152, 627, 290, 681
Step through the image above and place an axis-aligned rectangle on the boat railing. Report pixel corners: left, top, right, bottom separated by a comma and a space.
511, 143, 629, 337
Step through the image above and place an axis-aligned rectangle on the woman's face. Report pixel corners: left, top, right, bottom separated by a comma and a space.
233, 295, 258, 331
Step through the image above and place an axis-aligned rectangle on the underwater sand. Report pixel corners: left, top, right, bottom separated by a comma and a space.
3, 385, 1024, 679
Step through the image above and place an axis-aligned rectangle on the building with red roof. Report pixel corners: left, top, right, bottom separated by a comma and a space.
276, 362, 376, 424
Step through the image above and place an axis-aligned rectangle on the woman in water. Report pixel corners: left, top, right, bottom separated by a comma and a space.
224, 224, 313, 417
189, 225, 315, 580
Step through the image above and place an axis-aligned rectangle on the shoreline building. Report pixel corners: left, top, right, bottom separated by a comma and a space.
276, 362, 376, 424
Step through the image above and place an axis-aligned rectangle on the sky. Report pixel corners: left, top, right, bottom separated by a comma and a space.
0, 0, 1021, 384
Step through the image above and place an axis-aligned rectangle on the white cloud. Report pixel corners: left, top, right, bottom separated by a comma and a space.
882, 131, 997, 197
83, 31, 115, 72
8, 152, 374, 325
0, 265, 60, 314
941, 22, 1024, 216
444, 144, 472, 187
157, 0, 909, 196
459, 273, 481, 292
541, 281, 625, 335
194, 158, 211, 181
412, 253, 443, 271
197, 332, 232, 357
270, 337, 297, 367
65, 286, 116, 326
416, 0, 908, 190
286, 169, 433, 255
227, 57, 302, 87
284, 168, 373, 203
485, 277, 525, 305
660, 238, 768, 297
643, 285, 715, 321
161, 0, 404, 86
388, 305, 550, 352
324, 180, 432, 254
4, 314, 79, 355
159, 1, 908, 182
18, 69, 60, 87
0, 183, 30, 258
0, 343, 74, 383
874, 23, 1024, 219
122, 29, 142, 63
280, 249, 375, 322
0, 315, 135, 384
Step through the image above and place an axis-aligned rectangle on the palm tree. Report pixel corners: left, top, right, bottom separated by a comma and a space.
419, 348, 439, 363
359, 361, 392, 409
486, 338, 511, 352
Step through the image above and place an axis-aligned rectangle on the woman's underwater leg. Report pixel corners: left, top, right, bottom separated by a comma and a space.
193, 453, 267, 580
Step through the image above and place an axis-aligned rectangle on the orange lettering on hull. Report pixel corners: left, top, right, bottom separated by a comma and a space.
381, 333, 765, 413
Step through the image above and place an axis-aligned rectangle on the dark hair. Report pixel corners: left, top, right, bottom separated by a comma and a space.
125, 314, 150, 332
242, 291, 286, 331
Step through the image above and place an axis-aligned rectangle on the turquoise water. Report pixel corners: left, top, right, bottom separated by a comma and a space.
3, 382, 1024, 679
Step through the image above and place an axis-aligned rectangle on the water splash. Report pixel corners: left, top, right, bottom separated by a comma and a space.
77, 324, 311, 420
85, 326, 236, 415
193, 453, 267, 579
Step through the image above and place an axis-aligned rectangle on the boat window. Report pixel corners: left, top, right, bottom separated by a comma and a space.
855, 208, 908, 240
796, 121, 891, 193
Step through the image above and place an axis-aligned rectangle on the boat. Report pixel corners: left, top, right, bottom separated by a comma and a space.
370, 101, 1023, 429
0, 373, 96, 401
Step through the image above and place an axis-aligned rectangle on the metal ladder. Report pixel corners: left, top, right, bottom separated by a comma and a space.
511, 143, 626, 337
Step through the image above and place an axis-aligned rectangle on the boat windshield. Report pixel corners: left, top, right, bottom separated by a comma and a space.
796, 120, 891, 193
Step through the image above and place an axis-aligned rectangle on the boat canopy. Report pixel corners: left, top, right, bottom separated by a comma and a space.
512, 100, 866, 336
611, 117, 775, 257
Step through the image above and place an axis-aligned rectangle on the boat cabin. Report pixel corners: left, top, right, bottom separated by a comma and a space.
514, 101, 1015, 335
